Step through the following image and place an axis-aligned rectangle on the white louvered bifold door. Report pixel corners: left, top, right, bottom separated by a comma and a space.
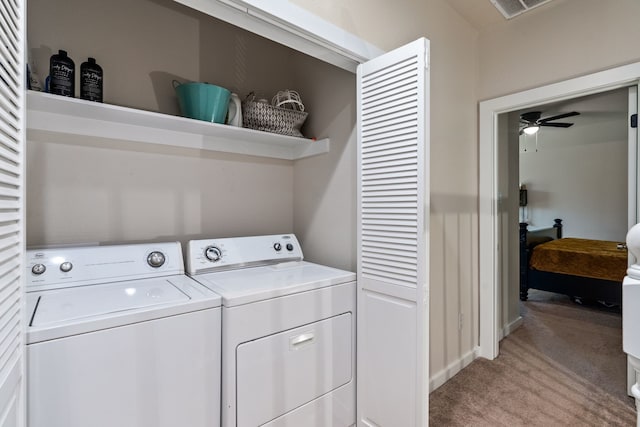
0, 0, 25, 426
357, 38, 429, 427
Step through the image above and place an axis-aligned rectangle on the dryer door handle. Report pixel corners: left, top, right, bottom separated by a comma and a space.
290, 332, 315, 349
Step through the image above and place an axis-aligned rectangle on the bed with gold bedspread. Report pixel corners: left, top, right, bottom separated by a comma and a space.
519, 220, 626, 305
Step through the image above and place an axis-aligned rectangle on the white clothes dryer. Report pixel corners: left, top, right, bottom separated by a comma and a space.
26, 242, 222, 427
186, 234, 356, 427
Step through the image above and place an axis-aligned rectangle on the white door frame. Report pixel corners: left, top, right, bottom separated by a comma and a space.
479, 61, 640, 359
629, 86, 639, 236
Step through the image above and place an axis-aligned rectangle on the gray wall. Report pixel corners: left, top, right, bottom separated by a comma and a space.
478, 0, 640, 100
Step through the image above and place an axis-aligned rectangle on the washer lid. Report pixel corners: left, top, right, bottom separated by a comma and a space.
192, 261, 355, 307
30, 278, 189, 327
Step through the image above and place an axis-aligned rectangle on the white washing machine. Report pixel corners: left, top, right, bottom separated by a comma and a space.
186, 234, 356, 427
26, 242, 222, 427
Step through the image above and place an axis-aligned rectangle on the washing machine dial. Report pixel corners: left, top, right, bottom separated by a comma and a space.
147, 251, 166, 268
59, 262, 73, 273
286, 243, 294, 251
32, 264, 46, 275
205, 246, 222, 262
273, 243, 282, 251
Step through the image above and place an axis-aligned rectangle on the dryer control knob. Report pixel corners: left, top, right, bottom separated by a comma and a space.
32, 264, 46, 275
274, 243, 282, 251
147, 251, 166, 268
60, 262, 73, 273
205, 246, 222, 262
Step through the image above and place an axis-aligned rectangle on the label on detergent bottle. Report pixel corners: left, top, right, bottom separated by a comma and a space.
80, 57, 103, 102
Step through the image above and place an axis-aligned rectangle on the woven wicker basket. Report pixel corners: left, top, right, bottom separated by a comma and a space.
242, 100, 308, 138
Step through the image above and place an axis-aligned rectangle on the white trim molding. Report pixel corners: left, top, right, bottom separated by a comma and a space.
429, 347, 480, 392
499, 316, 523, 341
172, 0, 384, 73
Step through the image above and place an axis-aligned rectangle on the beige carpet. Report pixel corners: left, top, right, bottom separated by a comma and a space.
429, 290, 636, 426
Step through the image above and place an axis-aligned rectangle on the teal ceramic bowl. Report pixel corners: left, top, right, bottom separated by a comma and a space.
174, 81, 231, 124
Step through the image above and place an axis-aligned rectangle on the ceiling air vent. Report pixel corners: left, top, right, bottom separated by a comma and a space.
490, 0, 553, 19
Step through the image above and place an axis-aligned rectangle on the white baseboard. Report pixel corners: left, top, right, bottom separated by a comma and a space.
429, 346, 480, 392
499, 316, 523, 340
429, 317, 524, 392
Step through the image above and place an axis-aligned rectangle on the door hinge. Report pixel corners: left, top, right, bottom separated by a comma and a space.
631, 113, 638, 128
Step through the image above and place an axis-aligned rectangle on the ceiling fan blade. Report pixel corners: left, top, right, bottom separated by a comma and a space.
539, 122, 573, 128
538, 111, 580, 123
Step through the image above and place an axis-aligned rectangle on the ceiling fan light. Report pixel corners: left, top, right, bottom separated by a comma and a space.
523, 125, 539, 135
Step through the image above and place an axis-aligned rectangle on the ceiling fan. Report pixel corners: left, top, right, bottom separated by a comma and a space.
519, 111, 580, 135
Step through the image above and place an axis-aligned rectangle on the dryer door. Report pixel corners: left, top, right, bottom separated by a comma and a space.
236, 313, 352, 426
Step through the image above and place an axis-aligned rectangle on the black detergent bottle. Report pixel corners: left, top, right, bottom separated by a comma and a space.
80, 57, 103, 102
49, 50, 75, 97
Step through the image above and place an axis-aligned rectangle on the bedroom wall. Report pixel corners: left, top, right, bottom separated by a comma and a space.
290, 0, 480, 389
519, 109, 628, 242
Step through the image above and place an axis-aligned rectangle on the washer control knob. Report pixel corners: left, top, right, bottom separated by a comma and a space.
274, 243, 282, 251
147, 251, 166, 268
286, 243, 294, 251
60, 262, 73, 273
32, 264, 46, 275
205, 246, 222, 262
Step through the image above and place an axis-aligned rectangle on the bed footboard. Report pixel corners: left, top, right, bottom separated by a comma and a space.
519, 222, 529, 301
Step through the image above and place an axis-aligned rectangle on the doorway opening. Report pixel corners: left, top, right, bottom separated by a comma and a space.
478, 61, 640, 360
504, 87, 629, 327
